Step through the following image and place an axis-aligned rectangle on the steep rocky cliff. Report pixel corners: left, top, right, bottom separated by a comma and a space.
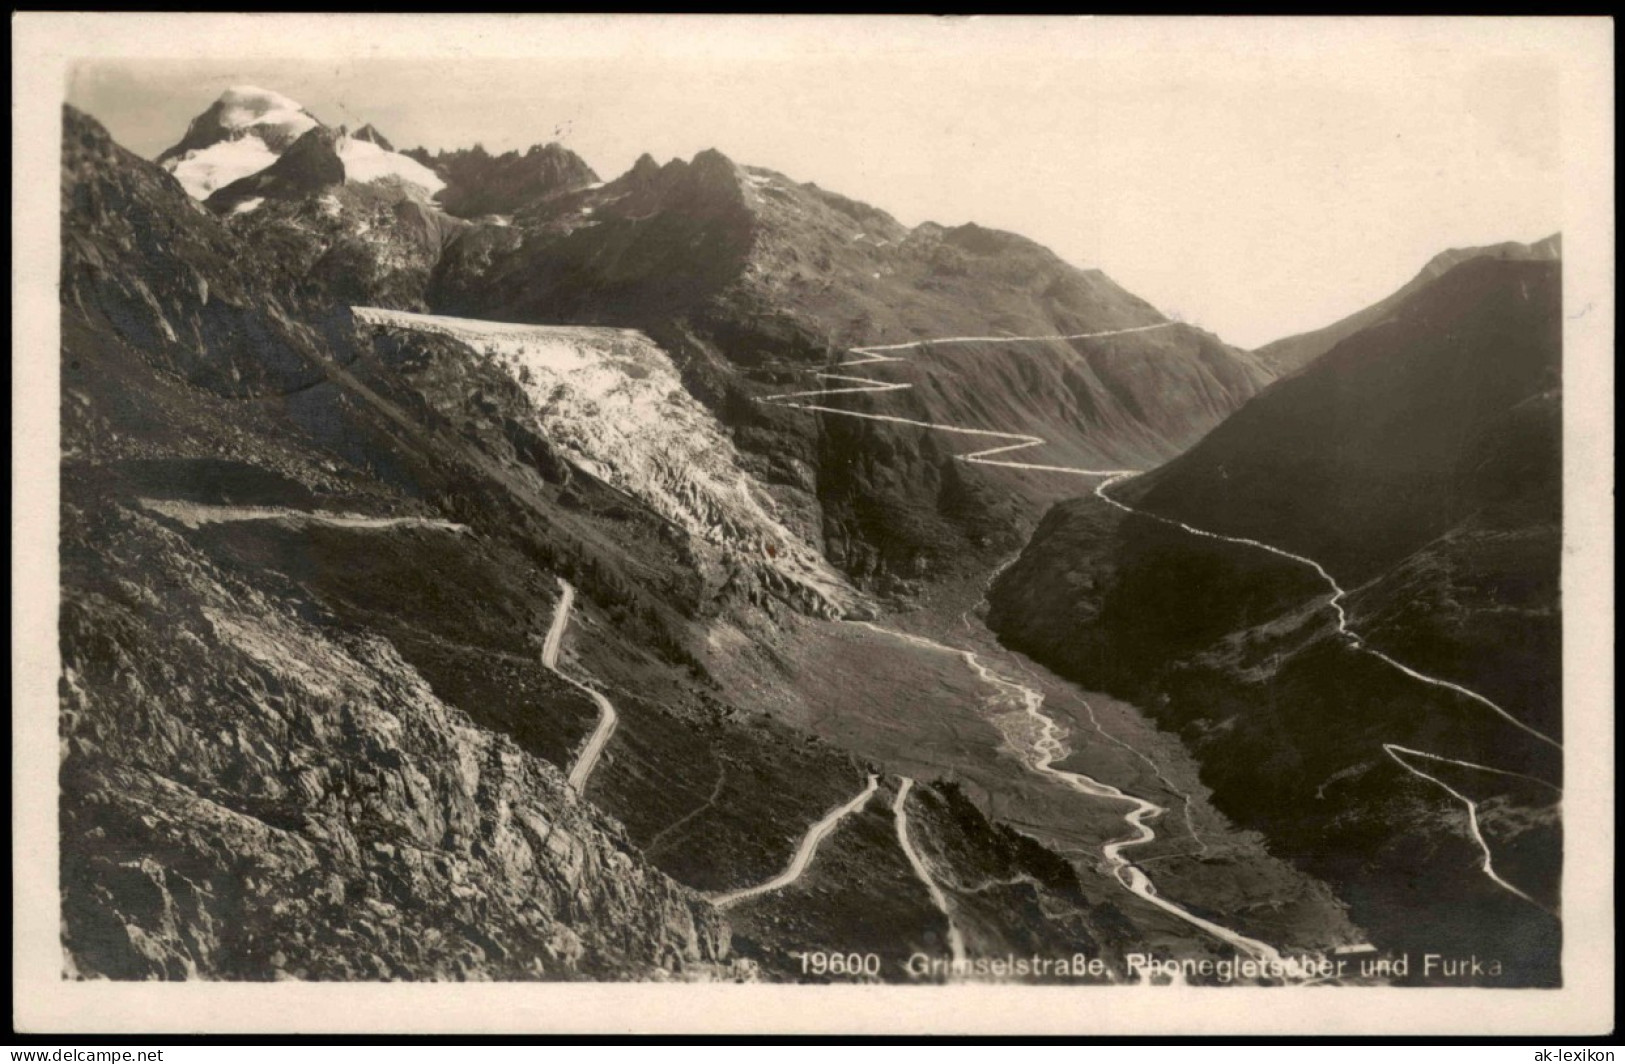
60, 502, 730, 980
61, 104, 737, 980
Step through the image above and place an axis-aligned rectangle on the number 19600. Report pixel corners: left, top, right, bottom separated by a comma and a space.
793, 951, 882, 978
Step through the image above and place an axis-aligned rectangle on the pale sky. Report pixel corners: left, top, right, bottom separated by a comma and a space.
62, 16, 1577, 348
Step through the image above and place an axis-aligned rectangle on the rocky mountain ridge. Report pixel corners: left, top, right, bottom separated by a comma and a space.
403, 141, 601, 220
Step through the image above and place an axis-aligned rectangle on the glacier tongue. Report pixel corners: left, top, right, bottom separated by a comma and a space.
352, 307, 862, 619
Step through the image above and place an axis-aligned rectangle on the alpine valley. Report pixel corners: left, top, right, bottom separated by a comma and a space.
58, 87, 1563, 986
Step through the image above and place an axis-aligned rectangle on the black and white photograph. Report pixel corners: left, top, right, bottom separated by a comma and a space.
11, 13, 1614, 1037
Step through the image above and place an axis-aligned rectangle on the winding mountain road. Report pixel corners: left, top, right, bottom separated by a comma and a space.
1382, 744, 1555, 914
771, 319, 1559, 931
565, 684, 618, 793
758, 325, 1170, 476
541, 578, 576, 669
541, 578, 619, 795
710, 774, 880, 909
1091, 473, 1561, 909
852, 621, 1285, 964
893, 778, 967, 967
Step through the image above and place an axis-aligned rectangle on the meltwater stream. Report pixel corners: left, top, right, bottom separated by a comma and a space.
849, 621, 1286, 966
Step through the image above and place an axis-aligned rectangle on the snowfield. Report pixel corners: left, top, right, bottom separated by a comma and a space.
161, 86, 444, 201
351, 307, 862, 618
337, 135, 446, 196
165, 136, 282, 199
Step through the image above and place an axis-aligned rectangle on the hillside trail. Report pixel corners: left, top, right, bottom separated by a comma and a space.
539, 578, 618, 796
1090, 474, 1559, 911
138, 498, 469, 533
709, 774, 880, 909
893, 778, 967, 968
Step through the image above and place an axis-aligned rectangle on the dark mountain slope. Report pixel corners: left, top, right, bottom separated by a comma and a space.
1128, 256, 1561, 585
988, 253, 1563, 985
216, 182, 474, 311
1254, 235, 1560, 376
62, 106, 336, 398
431, 154, 1169, 346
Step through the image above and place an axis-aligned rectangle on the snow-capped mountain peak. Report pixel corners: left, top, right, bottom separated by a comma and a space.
211, 85, 318, 137
157, 86, 323, 199
158, 86, 442, 201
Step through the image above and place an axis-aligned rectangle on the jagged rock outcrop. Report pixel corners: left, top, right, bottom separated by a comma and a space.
406, 142, 600, 219
219, 184, 475, 310
352, 123, 394, 151
61, 504, 730, 980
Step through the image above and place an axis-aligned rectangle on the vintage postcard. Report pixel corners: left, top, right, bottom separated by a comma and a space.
11, 14, 1614, 1036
